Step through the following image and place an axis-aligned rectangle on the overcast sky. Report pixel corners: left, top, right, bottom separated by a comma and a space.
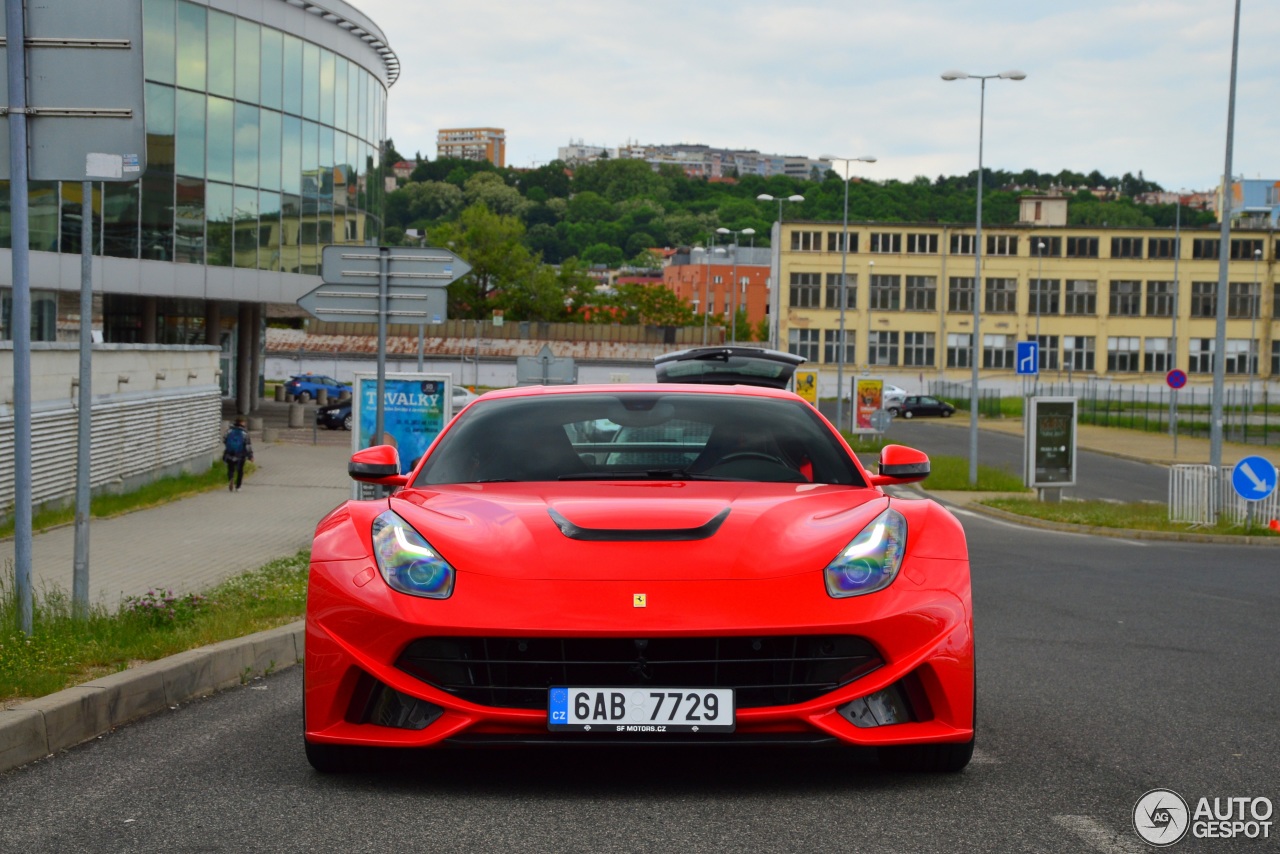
353, 1, 1277, 192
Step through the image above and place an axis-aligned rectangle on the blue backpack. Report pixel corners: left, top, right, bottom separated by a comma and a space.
225, 427, 247, 456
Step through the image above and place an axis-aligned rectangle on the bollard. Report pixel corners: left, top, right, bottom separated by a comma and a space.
274, 385, 285, 402
248, 416, 264, 433
288, 402, 305, 428
262, 427, 280, 443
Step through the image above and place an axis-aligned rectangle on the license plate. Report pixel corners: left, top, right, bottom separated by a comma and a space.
548, 687, 735, 733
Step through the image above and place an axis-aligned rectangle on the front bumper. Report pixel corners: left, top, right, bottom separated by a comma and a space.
304, 555, 973, 751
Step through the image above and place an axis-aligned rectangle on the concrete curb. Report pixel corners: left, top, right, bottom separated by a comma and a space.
0, 620, 303, 776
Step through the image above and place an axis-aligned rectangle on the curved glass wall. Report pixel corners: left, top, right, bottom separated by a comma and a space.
0, 0, 388, 276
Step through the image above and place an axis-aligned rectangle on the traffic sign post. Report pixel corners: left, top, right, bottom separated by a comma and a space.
300, 245, 472, 447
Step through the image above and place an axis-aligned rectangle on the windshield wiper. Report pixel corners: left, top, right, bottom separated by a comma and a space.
558, 470, 724, 481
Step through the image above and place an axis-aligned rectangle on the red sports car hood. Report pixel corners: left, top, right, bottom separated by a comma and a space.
390, 483, 889, 582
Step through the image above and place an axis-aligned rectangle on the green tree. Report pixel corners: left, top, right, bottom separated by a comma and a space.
610, 282, 696, 327
463, 172, 530, 218
429, 203, 534, 318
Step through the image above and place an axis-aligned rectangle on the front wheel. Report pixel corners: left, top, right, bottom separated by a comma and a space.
903, 410, 914, 419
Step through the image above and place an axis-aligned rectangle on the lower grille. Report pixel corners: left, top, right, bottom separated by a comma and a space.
395, 636, 883, 710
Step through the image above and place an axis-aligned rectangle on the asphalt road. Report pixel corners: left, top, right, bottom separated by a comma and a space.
1, 514, 1275, 853
885, 420, 1170, 503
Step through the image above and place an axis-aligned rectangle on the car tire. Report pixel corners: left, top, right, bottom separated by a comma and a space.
888, 407, 900, 416
342, 413, 352, 431
941, 409, 952, 417
903, 410, 914, 419
876, 738, 974, 773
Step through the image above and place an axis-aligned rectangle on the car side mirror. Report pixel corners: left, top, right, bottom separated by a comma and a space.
349, 444, 409, 487
868, 444, 930, 486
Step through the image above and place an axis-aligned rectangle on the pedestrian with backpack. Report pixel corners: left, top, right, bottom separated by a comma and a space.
223, 417, 254, 491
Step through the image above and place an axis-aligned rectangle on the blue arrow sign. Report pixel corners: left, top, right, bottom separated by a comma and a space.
1016, 341, 1039, 375
1231, 456, 1277, 502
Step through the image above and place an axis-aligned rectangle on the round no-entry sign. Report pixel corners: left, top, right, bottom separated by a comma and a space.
1166, 369, 1187, 390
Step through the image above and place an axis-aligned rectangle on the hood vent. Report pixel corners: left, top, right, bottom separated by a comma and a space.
548, 507, 730, 542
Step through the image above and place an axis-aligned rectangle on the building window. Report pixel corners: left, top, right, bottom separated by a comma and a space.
1191, 239, 1219, 260
1230, 238, 1263, 260
1, 288, 58, 342
823, 329, 854, 364
986, 234, 1018, 256
1224, 339, 1254, 374
1064, 279, 1097, 315
1030, 237, 1061, 257
982, 334, 1015, 369
827, 232, 858, 253
905, 276, 937, 311
789, 272, 821, 308
1029, 278, 1060, 316
1064, 336, 1096, 372
1144, 337, 1172, 373
946, 333, 972, 368
903, 331, 934, 367
1110, 237, 1143, 259
1032, 335, 1059, 370
1228, 282, 1258, 318
790, 230, 822, 252
870, 274, 901, 310
984, 277, 1016, 313
825, 273, 856, 309
1107, 336, 1140, 372
870, 233, 901, 253
950, 233, 974, 255
1146, 281, 1175, 317
1148, 237, 1179, 259
1272, 340, 1280, 377
788, 328, 820, 361
949, 277, 974, 313
1190, 281, 1217, 318
1188, 338, 1213, 373
1065, 236, 1099, 258
906, 233, 937, 254
868, 330, 899, 366
1109, 280, 1141, 316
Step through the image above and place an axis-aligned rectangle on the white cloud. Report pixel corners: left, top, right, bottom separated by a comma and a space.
353, 0, 1279, 191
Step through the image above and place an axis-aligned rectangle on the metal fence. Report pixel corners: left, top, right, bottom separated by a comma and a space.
1168, 464, 1280, 526
932, 382, 1005, 418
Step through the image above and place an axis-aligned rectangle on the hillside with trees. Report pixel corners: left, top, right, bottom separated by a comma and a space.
378, 141, 1216, 325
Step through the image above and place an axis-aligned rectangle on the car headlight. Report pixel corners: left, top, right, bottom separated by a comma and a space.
371, 510, 455, 599
824, 508, 906, 598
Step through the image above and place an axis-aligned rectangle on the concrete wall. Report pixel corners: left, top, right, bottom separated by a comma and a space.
0, 344, 223, 520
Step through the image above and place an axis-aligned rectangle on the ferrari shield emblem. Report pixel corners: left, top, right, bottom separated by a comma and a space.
633, 593, 647, 608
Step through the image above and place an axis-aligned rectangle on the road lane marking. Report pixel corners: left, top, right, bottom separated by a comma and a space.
1052, 815, 1144, 854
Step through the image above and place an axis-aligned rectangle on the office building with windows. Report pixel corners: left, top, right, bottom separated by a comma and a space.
0, 0, 395, 415
775, 218, 1277, 388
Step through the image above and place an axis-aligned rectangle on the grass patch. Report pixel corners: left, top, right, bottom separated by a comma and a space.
0, 551, 308, 703
0, 461, 251, 540
922, 455, 1028, 492
982, 497, 1280, 537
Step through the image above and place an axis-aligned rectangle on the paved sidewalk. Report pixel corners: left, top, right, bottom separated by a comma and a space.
1, 424, 353, 612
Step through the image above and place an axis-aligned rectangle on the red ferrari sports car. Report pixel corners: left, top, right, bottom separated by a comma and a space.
304, 381, 974, 772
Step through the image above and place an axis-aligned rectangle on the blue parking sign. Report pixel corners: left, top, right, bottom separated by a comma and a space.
1016, 341, 1039, 375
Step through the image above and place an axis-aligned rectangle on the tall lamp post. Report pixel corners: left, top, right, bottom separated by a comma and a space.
717, 226, 756, 343
823, 156, 877, 434
757, 193, 805, 349
1034, 239, 1045, 394
942, 68, 1026, 487
693, 241, 725, 345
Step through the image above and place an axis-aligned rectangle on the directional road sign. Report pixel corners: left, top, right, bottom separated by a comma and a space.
1231, 456, 1277, 502
1016, 341, 1039, 375
297, 281, 448, 323
320, 245, 471, 288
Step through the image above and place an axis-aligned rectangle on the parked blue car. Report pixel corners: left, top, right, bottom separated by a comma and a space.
285, 374, 351, 402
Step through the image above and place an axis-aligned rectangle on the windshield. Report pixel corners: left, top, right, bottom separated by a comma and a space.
414, 392, 864, 487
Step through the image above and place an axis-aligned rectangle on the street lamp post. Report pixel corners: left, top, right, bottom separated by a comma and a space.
1249, 246, 1261, 428
942, 68, 1026, 486
823, 156, 877, 434
717, 226, 756, 343
693, 241, 725, 345
1034, 239, 1045, 395
757, 193, 805, 349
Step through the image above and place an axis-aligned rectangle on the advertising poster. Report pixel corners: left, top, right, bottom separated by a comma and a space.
855, 378, 885, 432
352, 372, 452, 477
1024, 396, 1077, 487
793, 370, 818, 404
